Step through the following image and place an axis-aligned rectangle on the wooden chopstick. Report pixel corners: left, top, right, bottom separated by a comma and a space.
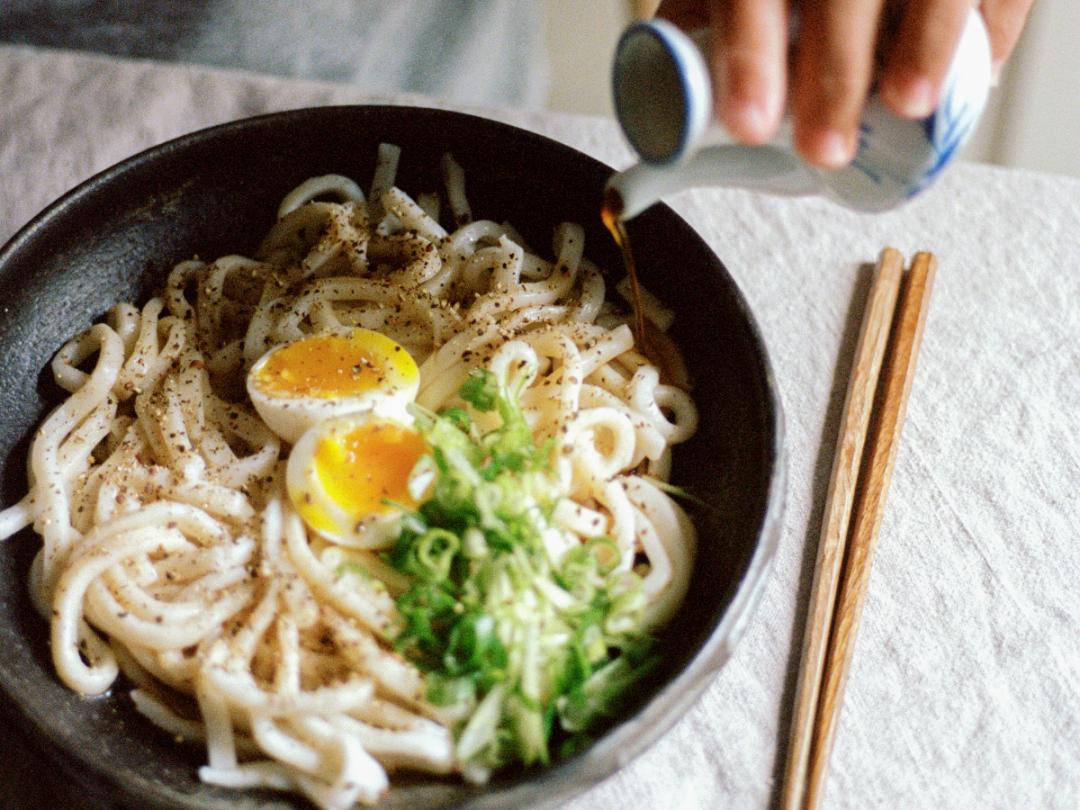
782, 250, 937, 810
780, 248, 904, 810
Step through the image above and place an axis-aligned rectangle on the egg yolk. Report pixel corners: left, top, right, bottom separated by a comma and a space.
313, 418, 428, 518
254, 330, 415, 399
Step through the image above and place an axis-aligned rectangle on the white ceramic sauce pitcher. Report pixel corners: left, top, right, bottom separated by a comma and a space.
608, 10, 992, 218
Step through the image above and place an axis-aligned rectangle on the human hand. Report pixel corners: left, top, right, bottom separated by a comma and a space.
654, 0, 1034, 169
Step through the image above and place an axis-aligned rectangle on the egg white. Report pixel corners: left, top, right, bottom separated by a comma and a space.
247, 328, 420, 444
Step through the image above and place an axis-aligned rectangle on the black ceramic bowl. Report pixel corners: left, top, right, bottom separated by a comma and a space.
0, 106, 784, 810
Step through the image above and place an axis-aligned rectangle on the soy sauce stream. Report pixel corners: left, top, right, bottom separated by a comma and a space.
601, 185, 647, 346
601, 185, 691, 391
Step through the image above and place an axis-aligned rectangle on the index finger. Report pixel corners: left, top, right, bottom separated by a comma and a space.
710, 0, 790, 144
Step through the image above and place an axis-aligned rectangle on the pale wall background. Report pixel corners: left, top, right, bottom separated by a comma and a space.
970, 0, 1080, 177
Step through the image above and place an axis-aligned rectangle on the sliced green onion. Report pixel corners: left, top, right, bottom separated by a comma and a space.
386, 361, 656, 772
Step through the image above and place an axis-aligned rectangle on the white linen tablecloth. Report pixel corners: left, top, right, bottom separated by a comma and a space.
2, 44, 1078, 810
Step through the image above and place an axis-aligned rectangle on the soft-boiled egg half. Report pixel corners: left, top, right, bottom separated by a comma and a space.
286, 411, 431, 548
247, 328, 430, 546
247, 328, 420, 445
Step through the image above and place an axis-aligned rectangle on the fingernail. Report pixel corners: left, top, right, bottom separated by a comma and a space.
810, 129, 855, 170
990, 58, 1004, 87
729, 99, 774, 143
896, 76, 937, 118
720, 87, 780, 145
717, 58, 782, 145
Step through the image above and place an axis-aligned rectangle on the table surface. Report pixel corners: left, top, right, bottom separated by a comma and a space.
2, 44, 1079, 810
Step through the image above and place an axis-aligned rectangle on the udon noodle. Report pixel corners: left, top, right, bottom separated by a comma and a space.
0, 144, 698, 809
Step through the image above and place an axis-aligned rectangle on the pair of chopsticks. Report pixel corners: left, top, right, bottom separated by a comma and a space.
781, 248, 937, 810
